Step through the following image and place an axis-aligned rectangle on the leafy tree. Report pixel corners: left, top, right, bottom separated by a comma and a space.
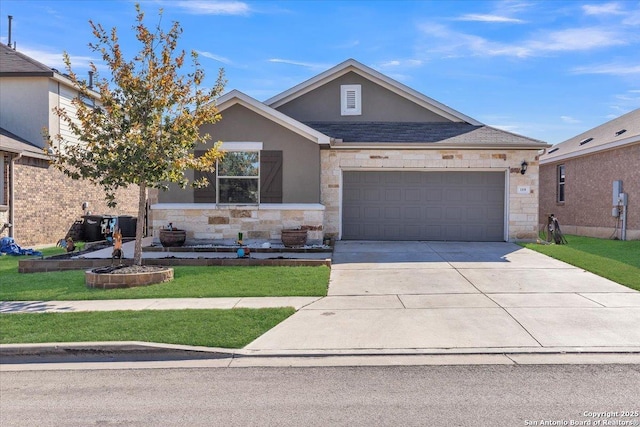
46, 4, 225, 265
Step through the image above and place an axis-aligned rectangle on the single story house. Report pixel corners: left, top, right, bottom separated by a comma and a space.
153, 59, 549, 244
539, 108, 639, 240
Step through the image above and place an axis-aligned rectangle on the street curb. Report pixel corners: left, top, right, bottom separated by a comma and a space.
3, 341, 640, 362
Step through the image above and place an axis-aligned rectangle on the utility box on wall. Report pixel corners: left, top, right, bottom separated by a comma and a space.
613, 180, 623, 206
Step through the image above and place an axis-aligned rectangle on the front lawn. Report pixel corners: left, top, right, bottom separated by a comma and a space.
0, 254, 330, 300
0, 308, 294, 347
522, 235, 640, 291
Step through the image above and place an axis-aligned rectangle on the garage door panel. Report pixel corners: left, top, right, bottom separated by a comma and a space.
403, 206, 421, 220
405, 188, 422, 202
342, 171, 505, 241
385, 189, 401, 202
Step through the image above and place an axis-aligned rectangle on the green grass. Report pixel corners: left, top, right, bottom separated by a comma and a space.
522, 235, 640, 291
0, 265, 329, 300
0, 248, 330, 300
0, 308, 294, 347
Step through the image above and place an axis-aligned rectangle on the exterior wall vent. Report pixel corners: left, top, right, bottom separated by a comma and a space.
341, 84, 361, 116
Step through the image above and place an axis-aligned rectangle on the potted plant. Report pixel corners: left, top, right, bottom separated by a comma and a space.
280, 228, 308, 247
159, 223, 186, 247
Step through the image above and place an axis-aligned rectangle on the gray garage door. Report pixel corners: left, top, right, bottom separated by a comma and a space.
342, 171, 505, 241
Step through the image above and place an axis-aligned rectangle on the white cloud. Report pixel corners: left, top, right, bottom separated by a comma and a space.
488, 124, 520, 132
19, 47, 95, 70
528, 28, 627, 52
572, 63, 640, 75
582, 2, 625, 15
196, 51, 232, 64
378, 59, 423, 68
268, 59, 329, 71
456, 14, 524, 23
175, 1, 250, 15
418, 23, 628, 58
623, 10, 640, 26
560, 116, 581, 124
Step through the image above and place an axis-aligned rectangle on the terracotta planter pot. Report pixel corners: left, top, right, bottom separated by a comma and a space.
281, 229, 308, 247
159, 229, 186, 247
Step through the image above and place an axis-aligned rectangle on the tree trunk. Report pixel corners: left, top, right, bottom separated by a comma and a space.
133, 181, 147, 266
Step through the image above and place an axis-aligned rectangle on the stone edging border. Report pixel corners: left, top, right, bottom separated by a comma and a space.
18, 258, 331, 273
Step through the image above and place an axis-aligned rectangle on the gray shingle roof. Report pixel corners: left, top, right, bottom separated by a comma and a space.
304, 121, 547, 146
541, 108, 640, 163
0, 127, 48, 159
0, 43, 54, 76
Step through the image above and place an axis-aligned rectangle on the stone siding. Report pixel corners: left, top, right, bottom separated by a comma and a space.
150, 203, 325, 245
320, 148, 542, 241
539, 143, 639, 240
11, 157, 140, 246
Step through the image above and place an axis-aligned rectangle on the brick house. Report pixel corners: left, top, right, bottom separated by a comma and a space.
0, 43, 141, 246
539, 108, 639, 240
153, 59, 549, 244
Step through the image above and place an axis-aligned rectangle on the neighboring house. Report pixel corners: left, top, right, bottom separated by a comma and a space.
539, 109, 639, 240
153, 59, 549, 244
0, 43, 140, 246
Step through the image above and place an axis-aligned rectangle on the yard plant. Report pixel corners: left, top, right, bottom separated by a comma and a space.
45, 4, 225, 265
522, 235, 640, 291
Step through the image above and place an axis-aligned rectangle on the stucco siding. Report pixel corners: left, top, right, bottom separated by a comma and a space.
539, 143, 640, 240
276, 72, 452, 123
321, 148, 541, 241
159, 103, 321, 204
0, 77, 50, 146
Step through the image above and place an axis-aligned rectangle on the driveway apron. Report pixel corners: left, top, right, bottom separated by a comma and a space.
245, 241, 640, 352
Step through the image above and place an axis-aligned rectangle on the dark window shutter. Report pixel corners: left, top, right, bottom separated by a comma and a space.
260, 150, 283, 203
194, 150, 216, 203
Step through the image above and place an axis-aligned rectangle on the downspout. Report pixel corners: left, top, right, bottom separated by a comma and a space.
9, 152, 23, 238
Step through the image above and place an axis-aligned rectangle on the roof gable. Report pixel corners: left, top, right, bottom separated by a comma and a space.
216, 90, 331, 145
541, 108, 640, 164
265, 59, 482, 125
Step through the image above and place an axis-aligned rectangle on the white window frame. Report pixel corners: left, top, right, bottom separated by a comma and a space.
557, 164, 565, 203
216, 142, 263, 205
341, 84, 361, 116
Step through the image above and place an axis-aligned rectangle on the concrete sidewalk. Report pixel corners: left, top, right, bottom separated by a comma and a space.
0, 297, 321, 314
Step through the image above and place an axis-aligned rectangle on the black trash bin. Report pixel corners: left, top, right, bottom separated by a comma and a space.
118, 215, 137, 238
82, 215, 103, 242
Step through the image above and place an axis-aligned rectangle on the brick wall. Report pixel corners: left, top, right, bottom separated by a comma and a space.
321, 148, 542, 241
539, 143, 639, 240
12, 157, 140, 246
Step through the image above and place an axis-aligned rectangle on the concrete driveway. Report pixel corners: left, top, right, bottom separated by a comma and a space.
245, 241, 640, 353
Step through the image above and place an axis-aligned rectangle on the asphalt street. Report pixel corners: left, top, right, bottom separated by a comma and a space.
2, 364, 639, 426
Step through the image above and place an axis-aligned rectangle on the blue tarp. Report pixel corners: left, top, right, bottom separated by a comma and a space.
0, 237, 42, 257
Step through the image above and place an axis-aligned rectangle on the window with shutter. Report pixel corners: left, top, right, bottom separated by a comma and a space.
341, 84, 361, 115
260, 151, 283, 203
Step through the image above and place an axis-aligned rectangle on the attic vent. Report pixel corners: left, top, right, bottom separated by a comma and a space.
579, 137, 593, 146
615, 129, 627, 136
341, 84, 361, 116
548, 147, 559, 154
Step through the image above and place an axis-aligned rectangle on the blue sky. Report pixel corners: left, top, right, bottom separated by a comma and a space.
1, 0, 639, 144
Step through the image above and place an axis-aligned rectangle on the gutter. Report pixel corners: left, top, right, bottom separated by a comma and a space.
9, 152, 22, 239
329, 142, 551, 150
